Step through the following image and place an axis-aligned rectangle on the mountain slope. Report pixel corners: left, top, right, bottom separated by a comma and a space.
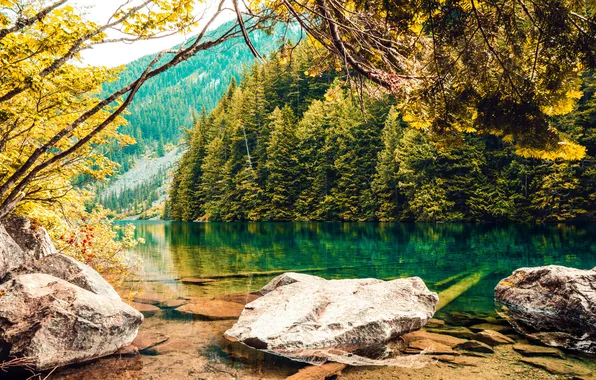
98, 23, 300, 217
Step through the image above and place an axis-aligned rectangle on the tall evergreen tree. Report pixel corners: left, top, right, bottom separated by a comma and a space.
295, 100, 330, 220
265, 106, 300, 220
372, 107, 404, 221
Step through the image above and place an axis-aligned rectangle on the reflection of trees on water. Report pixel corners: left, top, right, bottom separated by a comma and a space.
129, 222, 596, 287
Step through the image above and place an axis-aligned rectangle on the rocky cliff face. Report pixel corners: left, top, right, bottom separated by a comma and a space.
0, 215, 143, 371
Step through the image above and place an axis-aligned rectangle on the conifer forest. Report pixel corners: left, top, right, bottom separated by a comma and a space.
167, 46, 596, 223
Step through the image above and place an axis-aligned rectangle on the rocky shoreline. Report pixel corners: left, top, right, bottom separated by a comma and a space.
1, 216, 596, 379
0, 216, 142, 374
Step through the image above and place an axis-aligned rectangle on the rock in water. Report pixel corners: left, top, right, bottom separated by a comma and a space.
495, 265, 596, 353
225, 273, 438, 365
0, 273, 143, 370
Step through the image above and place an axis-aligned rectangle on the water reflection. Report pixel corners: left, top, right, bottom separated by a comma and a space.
124, 221, 596, 314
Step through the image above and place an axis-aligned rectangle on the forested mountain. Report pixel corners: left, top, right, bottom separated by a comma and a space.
167, 45, 596, 223
102, 22, 300, 171
96, 23, 300, 217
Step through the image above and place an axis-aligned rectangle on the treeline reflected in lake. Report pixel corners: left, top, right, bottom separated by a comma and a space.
125, 222, 596, 314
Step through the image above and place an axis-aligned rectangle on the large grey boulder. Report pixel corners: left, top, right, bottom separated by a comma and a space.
0, 273, 142, 370
0, 216, 56, 279
2, 216, 56, 260
14, 254, 121, 301
0, 224, 28, 279
225, 273, 438, 365
495, 265, 596, 353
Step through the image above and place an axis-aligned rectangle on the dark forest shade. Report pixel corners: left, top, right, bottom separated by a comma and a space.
167, 45, 596, 222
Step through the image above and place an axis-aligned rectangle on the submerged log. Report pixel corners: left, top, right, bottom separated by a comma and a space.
436, 269, 493, 311
434, 268, 478, 287
179, 277, 216, 285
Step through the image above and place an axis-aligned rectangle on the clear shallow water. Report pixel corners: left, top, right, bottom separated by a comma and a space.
52, 221, 596, 379
126, 221, 596, 314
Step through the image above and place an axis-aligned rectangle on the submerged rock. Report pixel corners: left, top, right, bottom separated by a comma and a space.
286, 363, 347, 380
133, 292, 168, 306
131, 302, 160, 317
512, 343, 563, 358
402, 330, 466, 348
436, 355, 482, 367
215, 292, 261, 305
157, 299, 187, 309
225, 273, 438, 365
520, 357, 591, 376
0, 273, 142, 370
454, 340, 494, 354
131, 331, 169, 352
141, 339, 188, 356
407, 339, 455, 355
174, 298, 245, 320
495, 265, 596, 353
468, 323, 513, 334
425, 318, 445, 328
425, 326, 475, 339
472, 330, 514, 346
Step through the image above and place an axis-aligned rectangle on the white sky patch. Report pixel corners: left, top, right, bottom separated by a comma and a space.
74, 0, 235, 67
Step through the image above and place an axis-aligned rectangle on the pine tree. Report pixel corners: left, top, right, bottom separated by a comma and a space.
265, 106, 300, 220
236, 166, 266, 221
294, 100, 330, 220
372, 106, 403, 221
396, 129, 458, 221
200, 137, 229, 221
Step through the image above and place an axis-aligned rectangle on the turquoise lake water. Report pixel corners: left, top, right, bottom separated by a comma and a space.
126, 221, 596, 317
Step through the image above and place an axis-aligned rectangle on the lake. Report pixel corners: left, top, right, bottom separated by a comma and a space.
54, 221, 596, 379
129, 221, 596, 312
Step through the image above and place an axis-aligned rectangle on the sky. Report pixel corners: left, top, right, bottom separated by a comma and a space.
75, 0, 235, 67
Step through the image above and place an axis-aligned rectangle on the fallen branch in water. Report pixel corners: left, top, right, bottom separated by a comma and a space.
436, 268, 493, 311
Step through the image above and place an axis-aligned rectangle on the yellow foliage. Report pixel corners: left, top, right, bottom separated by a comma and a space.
516, 140, 586, 161
0, 0, 199, 284
402, 112, 431, 129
